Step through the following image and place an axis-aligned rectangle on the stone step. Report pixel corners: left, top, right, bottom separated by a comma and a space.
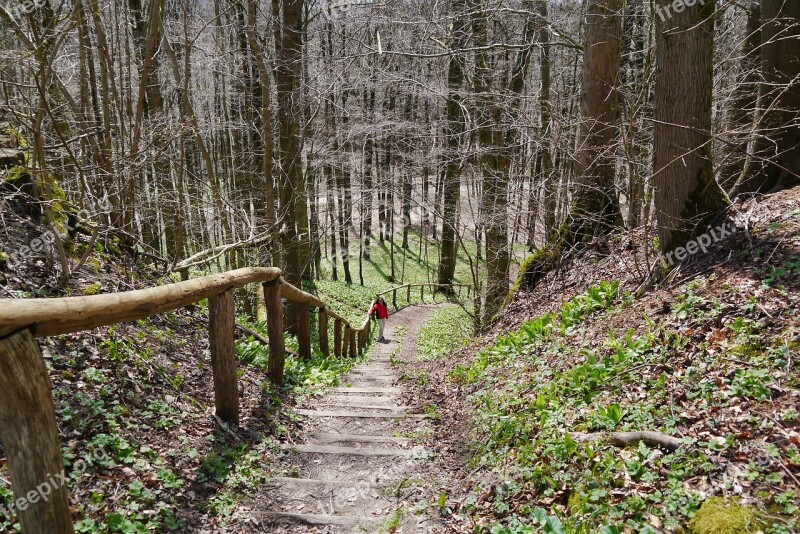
267, 476, 356, 487
315, 403, 410, 412
261, 511, 382, 528
308, 432, 412, 445
324, 395, 399, 404
331, 386, 403, 394
279, 443, 421, 457
296, 409, 426, 419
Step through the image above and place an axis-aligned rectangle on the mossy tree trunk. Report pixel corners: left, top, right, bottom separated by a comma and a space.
571, 0, 625, 240
518, 0, 625, 292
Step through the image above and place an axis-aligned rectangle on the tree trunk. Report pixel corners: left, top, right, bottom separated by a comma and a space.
652, 0, 728, 255
264, 282, 286, 385
734, 0, 800, 195
437, 0, 468, 289
571, 0, 624, 239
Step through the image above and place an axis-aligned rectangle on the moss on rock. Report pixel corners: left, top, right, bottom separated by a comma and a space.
82, 281, 102, 296
689, 497, 762, 534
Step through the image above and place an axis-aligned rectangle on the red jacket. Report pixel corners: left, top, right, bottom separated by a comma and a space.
370, 301, 389, 320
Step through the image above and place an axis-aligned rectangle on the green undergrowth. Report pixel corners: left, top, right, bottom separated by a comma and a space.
453, 279, 799, 533
0, 314, 272, 532
236, 317, 370, 397
417, 305, 473, 360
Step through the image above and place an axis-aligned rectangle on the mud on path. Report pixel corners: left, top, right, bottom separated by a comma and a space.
239, 306, 446, 533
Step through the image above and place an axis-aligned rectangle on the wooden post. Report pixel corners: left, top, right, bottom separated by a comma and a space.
406, 284, 411, 303
297, 302, 311, 360
358, 330, 365, 355
334, 318, 343, 358
343, 325, 352, 356
209, 289, 239, 424
0, 328, 74, 534
421, 285, 424, 302
392, 288, 397, 309
318, 308, 329, 357
264, 281, 285, 385
349, 328, 357, 357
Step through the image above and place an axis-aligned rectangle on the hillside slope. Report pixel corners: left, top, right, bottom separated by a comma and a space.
405, 189, 800, 533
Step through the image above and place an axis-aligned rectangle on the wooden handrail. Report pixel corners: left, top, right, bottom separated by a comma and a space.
0, 267, 282, 338
0, 267, 406, 533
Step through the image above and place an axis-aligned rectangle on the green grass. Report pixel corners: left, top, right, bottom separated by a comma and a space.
306, 230, 526, 324
416, 305, 474, 361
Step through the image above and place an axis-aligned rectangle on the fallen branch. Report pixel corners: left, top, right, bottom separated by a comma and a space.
172, 233, 272, 272
235, 323, 299, 357
236, 323, 269, 345
571, 430, 684, 451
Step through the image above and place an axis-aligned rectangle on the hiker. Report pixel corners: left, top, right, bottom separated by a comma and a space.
370, 296, 389, 342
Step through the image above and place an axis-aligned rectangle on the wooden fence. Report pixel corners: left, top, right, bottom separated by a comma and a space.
0, 269, 469, 532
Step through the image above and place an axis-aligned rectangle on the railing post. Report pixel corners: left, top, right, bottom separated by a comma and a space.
349, 328, 357, 358
318, 308, 329, 357
334, 318, 343, 358
0, 328, 74, 534
406, 284, 411, 303
392, 288, 397, 309
264, 281, 285, 385
297, 301, 311, 360
343, 325, 352, 356
420, 285, 424, 303
209, 289, 239, 424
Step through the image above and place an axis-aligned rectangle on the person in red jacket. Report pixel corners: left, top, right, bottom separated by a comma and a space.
370, 296, 389, 342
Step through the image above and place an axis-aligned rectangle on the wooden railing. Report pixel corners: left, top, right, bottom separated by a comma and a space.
0, 267, 398, 533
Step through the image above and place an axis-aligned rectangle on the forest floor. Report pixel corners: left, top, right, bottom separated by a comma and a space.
402, 187, 800, 533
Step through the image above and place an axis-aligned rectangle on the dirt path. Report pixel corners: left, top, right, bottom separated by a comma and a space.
246, 306, 442, 533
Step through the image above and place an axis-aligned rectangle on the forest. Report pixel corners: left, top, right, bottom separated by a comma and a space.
0, 0, 799, 532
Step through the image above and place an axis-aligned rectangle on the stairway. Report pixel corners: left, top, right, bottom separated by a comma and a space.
253, 307, 439, 533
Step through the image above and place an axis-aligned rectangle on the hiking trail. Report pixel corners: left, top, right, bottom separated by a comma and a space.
244, 306, 442, 533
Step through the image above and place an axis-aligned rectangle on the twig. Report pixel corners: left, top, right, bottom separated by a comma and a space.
571, 430, 684, 451
743, 203, 756, 255
211, 413, 240, 439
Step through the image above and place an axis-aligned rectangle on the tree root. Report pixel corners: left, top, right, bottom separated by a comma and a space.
571, 430, 684, 451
